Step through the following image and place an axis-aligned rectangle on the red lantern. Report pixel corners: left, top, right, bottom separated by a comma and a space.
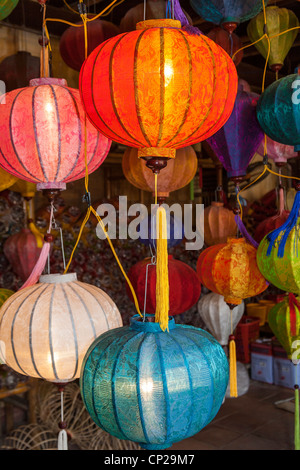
207, 27, 243, 66
254, 188, 290, 243
60, 19, 120, 72
0, 77, 111, 191
126, 255, 201, 315
80, 18, 238, 171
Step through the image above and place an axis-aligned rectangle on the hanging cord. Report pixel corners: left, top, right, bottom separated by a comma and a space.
57, 387, 68, 451
143, 256, 156, 322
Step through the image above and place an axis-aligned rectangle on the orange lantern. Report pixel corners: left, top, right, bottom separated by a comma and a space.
80, 19, 238, 173
204, 202, 237, 246
122, 145, 198, 201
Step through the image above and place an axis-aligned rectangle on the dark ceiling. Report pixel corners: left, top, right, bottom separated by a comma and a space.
1, 0, 300, 91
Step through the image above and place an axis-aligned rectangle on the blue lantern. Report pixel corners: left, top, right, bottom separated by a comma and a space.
138, 213, 184, 249
80, 314, 229, 450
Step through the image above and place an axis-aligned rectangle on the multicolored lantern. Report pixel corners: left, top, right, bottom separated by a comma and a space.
80, 18, 238, 172
80, 314, 229, 450
204, 201, 237, 246
122, 145, 198, 202
254, 187, 290, 243
0, 0, 18, 21
207, 27, 243, 66
59, 19, 120, 72
247, 6, 299, 73
0, 273, 122, 382
206, 85, 264, 180
0, 77, 111, 191
126, 255, 201, 315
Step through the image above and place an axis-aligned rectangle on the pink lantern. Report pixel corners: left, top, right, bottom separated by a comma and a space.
258, 135, 297, 165
0, 77, 111, 191
254, 187, 290, 243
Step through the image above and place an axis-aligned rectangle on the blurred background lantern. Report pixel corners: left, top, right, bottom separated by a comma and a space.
0, 0, 18, 21
247, 6, 299, 74
0, 273, 122, 382
0, 167, 18, 192
80, 314, 229, 450
0, 288, 14, 306
80, 18, 238, 172
0, 77, 111, 192
257, 136, 297, 166
257, 72, 300, 153
204, 201, 237, 246
0, 51, 40, 92
122, 146, 198, 202
207, 26, 243, 66
126, 255, 201, 315
254, 187, 290, 243
59, 19, 120, 72
138, 213, 184, 249
10, 180, 36, 199
198, 292, 244, 345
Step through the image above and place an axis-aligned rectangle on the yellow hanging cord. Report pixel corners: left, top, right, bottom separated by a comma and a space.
229, 309, 238, 398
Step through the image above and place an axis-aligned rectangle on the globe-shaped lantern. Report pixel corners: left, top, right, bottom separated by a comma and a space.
0, 0, 18, 21
80, 314, 229, 450
0, 77, 111, 192
204, 201, 237, 246
0, 273, 122, 382
79, 18, 238, 173
207, 27, 243, 66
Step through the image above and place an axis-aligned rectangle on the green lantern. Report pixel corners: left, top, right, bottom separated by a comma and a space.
0, 0, 19, 21
247, 6, 299, 73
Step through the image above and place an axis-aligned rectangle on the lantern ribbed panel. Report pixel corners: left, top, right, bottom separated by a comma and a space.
80, 315, 229, 450
79, 19, 238, 156
268, 298, 300, 359
0, 78, 111, 186
0, 273, 122, 382
4, 228, 42, 281
0, 0, 18, 21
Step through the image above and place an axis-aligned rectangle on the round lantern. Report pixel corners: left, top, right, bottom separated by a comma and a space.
257, 72, 300, 152
197, 238, 268, 306
204, 201, 237, 246
207, 27, 243, 66
0, 77, 111, 190
247, 6, 299, 73
257, 135, 297, 166
0, 273, 122, 382
198, 292, 244, 345
80, 314, 229, 450
126, 256, 201, 315
122, 145, 198, 201
3, 228, 43, 282
0, 167, 18, 192
79, 19, 238, 172
0, 0, 18, 21
60, 19, 120, 72
254, 188, 290, 243
189, 0, 269, 32
138, 213, 184, 249
0, 51, 40, 92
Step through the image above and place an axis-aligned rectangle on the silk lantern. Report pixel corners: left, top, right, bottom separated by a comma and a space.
80, 314, 229, 450
189, 0, 269, 32
207, 27, 243, 66
254, 187, 290, 243
257, 72, 300, 152
247, 6, 299, 73
204, 201, 237, 246
79, 18, 238, 172
59, 19, 120, 72
0, 0, 18, 21
198, 292, 244, 345
0, 77, 111, 191
206, 85, 264, 180
0, 273, 122, 382
257, 135, 297, 166
126, 256, 201, 315
122, 145, 198, 201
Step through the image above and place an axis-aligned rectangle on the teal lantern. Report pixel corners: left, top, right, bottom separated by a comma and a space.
80, 315, 229, 450
0, 0, 19, 21
257, 72, 300, 152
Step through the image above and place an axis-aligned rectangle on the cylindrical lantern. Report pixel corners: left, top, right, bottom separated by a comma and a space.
0, 0, 18, 21
0, 77, 111, 190
0, 273, 122, 382
198, 292, 244, 345
204, 201, 237, 246
80, 314, 229, 450
126, 256, 201, 315
247, 6, 299, 73
122, 145, 198, 200
80, 19, 238, 168
59, 19, 120, 71
207, 27, 243, 66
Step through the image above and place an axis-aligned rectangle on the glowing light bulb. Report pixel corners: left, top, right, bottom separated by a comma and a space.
45, 102, 53, 113
140, 378, 154, 394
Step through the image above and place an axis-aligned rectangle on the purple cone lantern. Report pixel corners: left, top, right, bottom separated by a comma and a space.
206, 85, 264, 179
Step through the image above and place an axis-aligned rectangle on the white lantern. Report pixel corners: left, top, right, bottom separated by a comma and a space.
0, 273, 122, 382
198, 292, 244, 345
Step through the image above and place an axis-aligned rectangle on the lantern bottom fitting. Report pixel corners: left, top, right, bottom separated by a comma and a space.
138, 147, 175, 160
221, 21, 238, 34
37, 182, 67, 191
141, 157, 170, 174
270, 64, 283, 73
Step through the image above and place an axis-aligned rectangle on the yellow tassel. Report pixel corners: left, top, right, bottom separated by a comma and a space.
29, 222, 44, 249
229, 334, 238, 398
155, 206, 169, 332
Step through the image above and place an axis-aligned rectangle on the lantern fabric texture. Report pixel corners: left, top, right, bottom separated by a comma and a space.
80, 314, 229, 450
0, 167, 18, 192
197, 238, 268, 306
257, 73, 300, 152
207, 27, 243, 66
79, 19, 238, 160
0, 273, 122, 382
254, 188, 290, 243
122, 146, 198, 199
0, 77, 111, 190
247, 6, 299, 72
0, 0, 18, 21
59, 19, 120, 72
206, 85, 264, 178
257, 135, 297, 165
138, 213, 184, 249
198, 292, 244, 345
126, 256, 201, 315
204, 201, 237, 246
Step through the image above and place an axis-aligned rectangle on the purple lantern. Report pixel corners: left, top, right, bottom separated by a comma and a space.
206, 85, 264, 179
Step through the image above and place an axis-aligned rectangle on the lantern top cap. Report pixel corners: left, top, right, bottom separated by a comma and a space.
211, 201, 224, 207
39, 273, 77, 284
29, 77, 68, 87
227, 237, 246, 244
130, 314, 176, 332
136, 19, 181, 31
